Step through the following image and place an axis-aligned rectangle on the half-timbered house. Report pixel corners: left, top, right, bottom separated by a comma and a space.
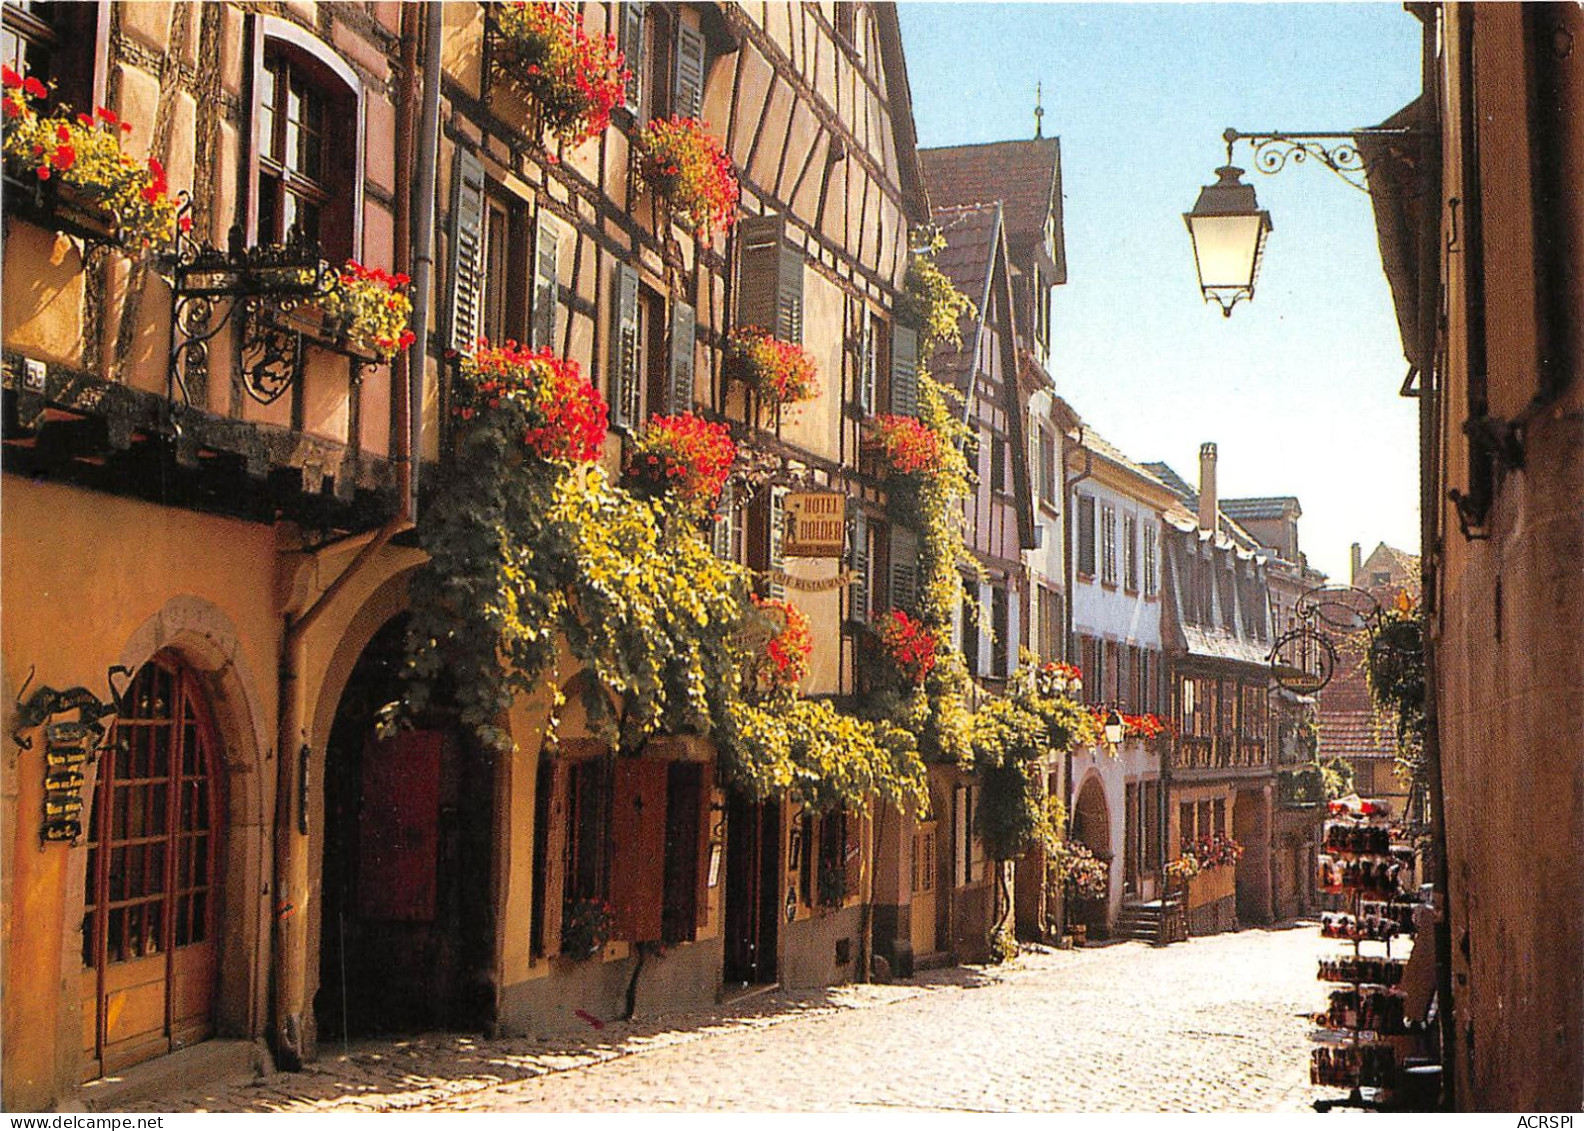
1, 1, 931, 1109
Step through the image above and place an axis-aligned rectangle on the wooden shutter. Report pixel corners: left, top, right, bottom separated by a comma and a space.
842, 810, 863, 901
768, 487, 787, 600
735, 214, 783, 334
888, 524, 918, 614
611, 262, 641, 430
712, 479, 735, 559
448, 148, 487, 351
776, 240, 804, 343
673, 22, 706, 122
609, 758, 668, 944
891, 323, 919, 417
696, 764, 714, 932
858, 314, 876, 415
622, 2, 646, 112
848, 507, 869, 623
667, 300, 696, 414
531, 210, 560, 350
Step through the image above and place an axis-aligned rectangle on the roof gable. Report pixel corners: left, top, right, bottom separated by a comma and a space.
920, 137, 1066, 281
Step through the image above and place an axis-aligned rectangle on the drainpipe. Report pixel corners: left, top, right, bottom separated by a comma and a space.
268, 4, 440, 1068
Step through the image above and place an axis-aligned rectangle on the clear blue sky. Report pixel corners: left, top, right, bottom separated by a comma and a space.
898, 2, 1424, 583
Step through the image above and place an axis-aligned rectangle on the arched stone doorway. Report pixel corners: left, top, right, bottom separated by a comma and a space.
80, 653, 224, 1077
1072, 774, 1112, 930
314, 615, 495, 1039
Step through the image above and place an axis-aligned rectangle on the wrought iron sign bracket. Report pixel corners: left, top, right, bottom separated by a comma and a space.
160, 195, 336, 411
1221, 126, 1428, 195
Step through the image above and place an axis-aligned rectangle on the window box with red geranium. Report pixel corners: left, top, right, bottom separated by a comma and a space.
316, 260, 417, 362
877, 608, 938, 686
2, 66, 182, 250
451, 339, 610, 464
724, 326, 819, 409
866, 413, 945, 478
635, 115, 739, 240
625, 412, 735, 521
748, 594, 813, 694
490, 2, 627, 154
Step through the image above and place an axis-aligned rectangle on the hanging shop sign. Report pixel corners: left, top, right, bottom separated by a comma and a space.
12, 679, 116, 844
762, 569, 855, 593
782, 492, 847, 558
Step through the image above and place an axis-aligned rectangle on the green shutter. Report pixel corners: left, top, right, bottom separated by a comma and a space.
848, 508, 869, 624
735, 214, 783, 335
768, 487, 787, 601
712, 479, 735, 560
611, 263, 641, 430
858, 315, 876, 415
776, 242, 804, 343
668, 300, 695, 414
448, 148, 487, 352
532, 210, 560, 351
891, 323, 918, 417
622, 2, 646, 113
674, 22, 706, 122
888, 524, 918, 615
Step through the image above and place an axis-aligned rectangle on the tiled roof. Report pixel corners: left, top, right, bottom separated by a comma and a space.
1181, 624, 1271, 666
1140, 461, 1262, 551
1142, 461, 1195, 501
920, 138, 1062, 247
1073, 427, 1171, 492
927, 202, 1001, 394
1316, 632, 1400, 762
1223, 496, 1300, 520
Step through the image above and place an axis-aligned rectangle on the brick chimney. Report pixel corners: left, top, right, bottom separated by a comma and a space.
1197, 442, 1218, 534
1350, 542, 1363, 585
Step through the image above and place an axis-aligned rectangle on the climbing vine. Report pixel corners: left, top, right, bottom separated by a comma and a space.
404, 341, 927, 812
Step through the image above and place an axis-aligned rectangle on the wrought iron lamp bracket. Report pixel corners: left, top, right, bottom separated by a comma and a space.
161, 194, 335, 409
1222, 127, 1425, 195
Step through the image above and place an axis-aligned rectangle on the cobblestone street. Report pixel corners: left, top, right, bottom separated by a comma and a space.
138, 923, 1333, 1113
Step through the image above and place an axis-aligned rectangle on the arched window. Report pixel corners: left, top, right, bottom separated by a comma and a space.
82, 653, 223, 1074
248, 17, 362, 262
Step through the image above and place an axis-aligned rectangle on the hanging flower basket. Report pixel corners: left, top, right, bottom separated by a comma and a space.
877, 608, 937, 686
2, 66, 183, 250
748, 594, 813, 692
634, 116, 739, 239
451, 339, 609, 463
867, 413, 944, 477
625, 412, 736, 519
724, 326, 820, 407
491, 2, 626, 153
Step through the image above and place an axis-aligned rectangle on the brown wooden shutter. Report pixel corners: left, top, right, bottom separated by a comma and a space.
890, 323, 919, 417
611, 262, 641, 430
735, 214, 784, 335
531, 210, 560, 350
667, 300, 695, 414
696, 764, 714, 933
843, 810, 863, 902
622, 2, 646, 112
609, 758, 668, 943
848, 507, 869, 624
448, 148, 487, 351
673, 22, 706, 121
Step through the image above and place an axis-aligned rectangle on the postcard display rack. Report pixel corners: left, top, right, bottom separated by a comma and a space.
1310, 800, 1428, 1112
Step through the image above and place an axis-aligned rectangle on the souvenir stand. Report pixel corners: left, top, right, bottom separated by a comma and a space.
1310, 796, 1434, 1112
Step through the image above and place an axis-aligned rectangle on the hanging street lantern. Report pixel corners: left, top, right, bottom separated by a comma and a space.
1183, 163, 1273, 317
1103, 708, 1125, 747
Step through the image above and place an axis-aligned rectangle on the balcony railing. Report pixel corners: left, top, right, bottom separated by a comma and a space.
1173, 733, 1270, 772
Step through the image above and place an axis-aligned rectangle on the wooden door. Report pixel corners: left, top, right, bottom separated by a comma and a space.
724, 795, 778, 985
82, 657, 221, 1079
910, 822, 938, 957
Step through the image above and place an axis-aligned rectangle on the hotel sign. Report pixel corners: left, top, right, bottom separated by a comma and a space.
782, 492, 847, 558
